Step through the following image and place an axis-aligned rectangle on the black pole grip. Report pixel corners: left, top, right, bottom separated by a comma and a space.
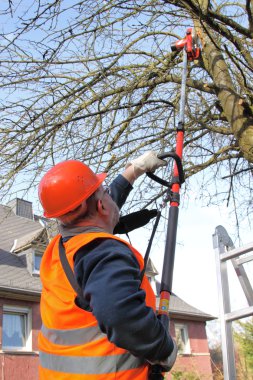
148, 366, 164, 380
148, 209, 179, 379
146, 152, 185, 186
161, 206, 179, 293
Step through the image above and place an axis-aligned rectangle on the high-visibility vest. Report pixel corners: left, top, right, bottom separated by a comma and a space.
39, 232, 156, 380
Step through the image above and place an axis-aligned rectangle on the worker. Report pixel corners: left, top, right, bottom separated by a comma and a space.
38, 151, 177, 380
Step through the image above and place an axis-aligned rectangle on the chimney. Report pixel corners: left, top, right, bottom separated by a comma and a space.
7, 198, 33, 220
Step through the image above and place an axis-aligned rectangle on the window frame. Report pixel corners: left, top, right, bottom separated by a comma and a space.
32, 249, 43, 274
174, 322, 191, 354
2, 305, 32, 352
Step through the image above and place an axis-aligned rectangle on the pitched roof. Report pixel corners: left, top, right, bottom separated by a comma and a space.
11, 228, 47, 253
162, 294, 214, 321
0, 248, 41, 297
156, 282, 215, 321
0, 204, 43, 252
0, 203, 43, 299
146, 258, 159, 276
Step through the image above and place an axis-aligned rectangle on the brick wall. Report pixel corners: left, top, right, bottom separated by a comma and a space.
167, 319, 213, 379
0, 354, 39, 380
0, 298, 40, 380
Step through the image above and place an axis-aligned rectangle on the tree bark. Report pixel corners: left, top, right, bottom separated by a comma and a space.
193, 20, 253, 162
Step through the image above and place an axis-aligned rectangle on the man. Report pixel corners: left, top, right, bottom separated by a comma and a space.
38, 151, 177, 380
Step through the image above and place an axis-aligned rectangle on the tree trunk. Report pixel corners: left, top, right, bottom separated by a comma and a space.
192, 12, 253, 163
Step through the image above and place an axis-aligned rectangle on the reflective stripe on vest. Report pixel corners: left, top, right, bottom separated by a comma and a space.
39, 351, 144, 374
41, 323, 106, 346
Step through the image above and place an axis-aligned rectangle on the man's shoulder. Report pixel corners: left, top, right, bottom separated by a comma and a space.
89, 236, 133, 254
75, 236, 135, 261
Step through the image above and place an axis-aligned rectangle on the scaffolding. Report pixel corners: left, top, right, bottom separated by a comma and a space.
212, 225, 253, 380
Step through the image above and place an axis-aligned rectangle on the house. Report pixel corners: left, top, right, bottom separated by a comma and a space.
0, 199, 215, 379
146, 262, 215, 379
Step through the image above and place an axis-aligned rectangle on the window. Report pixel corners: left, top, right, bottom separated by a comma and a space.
2, 305, 32, 351
33, 250, 43, 274
175, 323, 190, 354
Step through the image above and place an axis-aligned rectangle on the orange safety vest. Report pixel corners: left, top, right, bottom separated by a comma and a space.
39, 232, 156, 380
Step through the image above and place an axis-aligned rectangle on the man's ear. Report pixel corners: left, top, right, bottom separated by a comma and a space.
97, 199, 108, 215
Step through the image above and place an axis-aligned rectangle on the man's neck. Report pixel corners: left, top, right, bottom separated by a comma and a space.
59, 224, 108, 238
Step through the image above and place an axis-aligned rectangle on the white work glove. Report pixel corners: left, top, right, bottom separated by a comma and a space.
147, 339, 178, 372
126, 151, 166, 179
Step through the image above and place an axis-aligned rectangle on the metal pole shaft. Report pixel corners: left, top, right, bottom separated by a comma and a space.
178, 49, 188, 127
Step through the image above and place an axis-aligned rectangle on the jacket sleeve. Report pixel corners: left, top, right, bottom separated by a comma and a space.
74, 239, 174, 361
109, 174, 133, 209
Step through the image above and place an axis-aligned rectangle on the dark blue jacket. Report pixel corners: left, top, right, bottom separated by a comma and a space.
67, 175, 173, 361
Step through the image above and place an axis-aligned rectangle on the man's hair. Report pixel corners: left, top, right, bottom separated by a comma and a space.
57, 189, 99, 227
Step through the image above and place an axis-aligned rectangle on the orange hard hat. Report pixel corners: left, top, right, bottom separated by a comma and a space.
38, 160, 107, 218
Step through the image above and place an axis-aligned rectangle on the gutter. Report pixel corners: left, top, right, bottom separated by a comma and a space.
169, 310, 217, 322
0, 286, 41, 302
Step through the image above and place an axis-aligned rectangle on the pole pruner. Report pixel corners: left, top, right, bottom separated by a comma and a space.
146, 28, 201, 380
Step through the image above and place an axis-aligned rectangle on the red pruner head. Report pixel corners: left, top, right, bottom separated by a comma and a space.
186, 28, 201, 61
171, 28, 201, 61
171, 36, 187, 52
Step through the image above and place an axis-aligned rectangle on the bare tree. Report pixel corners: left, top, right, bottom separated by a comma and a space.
0, 0, 252, 223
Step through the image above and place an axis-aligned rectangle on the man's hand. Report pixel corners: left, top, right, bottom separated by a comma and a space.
126, 151, 166, 180
147, 339, 178, 372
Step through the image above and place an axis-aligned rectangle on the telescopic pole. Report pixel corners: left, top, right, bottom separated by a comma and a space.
158, 28, 201, 321
148, 28, 201, 380
158, 46, 187, 329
